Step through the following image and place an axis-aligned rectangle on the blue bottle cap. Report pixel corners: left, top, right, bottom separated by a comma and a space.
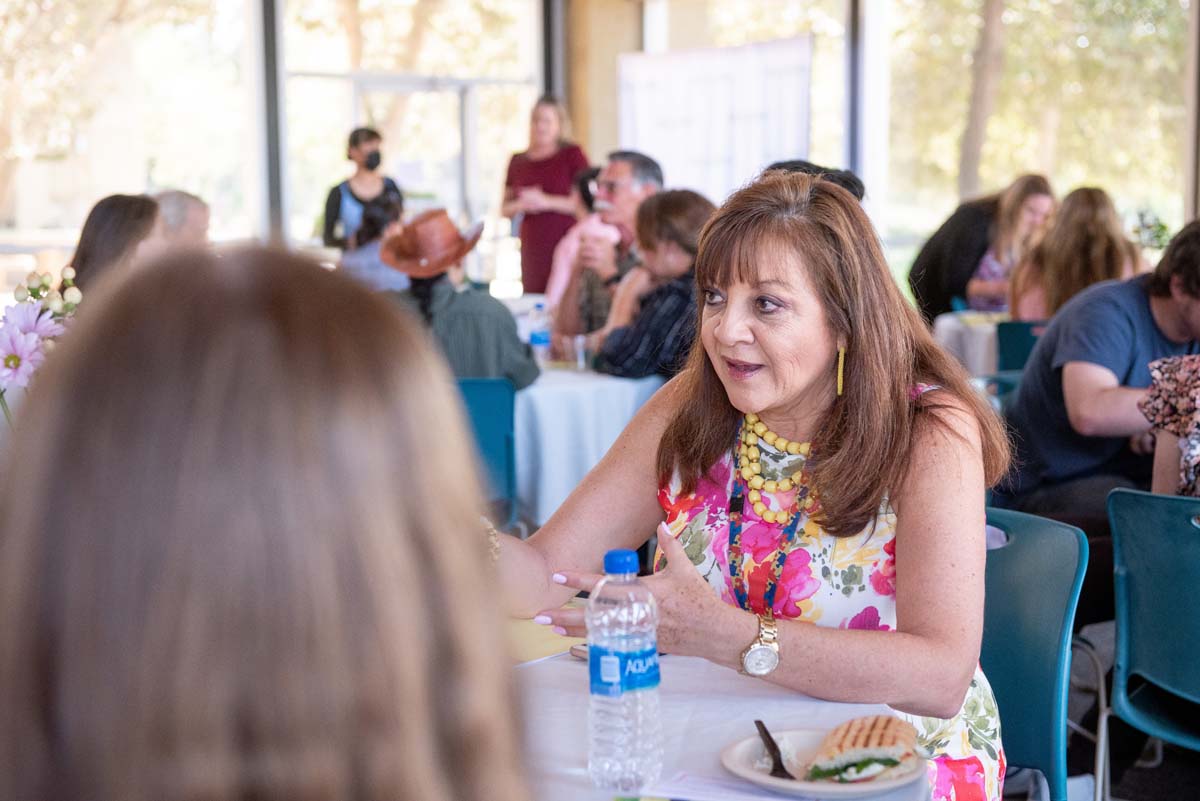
604, 549, 639, 575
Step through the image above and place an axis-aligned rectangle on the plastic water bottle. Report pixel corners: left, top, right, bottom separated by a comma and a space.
587, 549, 663, 792
528, 302, 552, 365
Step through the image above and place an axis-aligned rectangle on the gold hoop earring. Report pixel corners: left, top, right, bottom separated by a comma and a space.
837, 347, 846, 397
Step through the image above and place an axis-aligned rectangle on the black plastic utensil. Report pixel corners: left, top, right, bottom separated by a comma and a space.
754, 719, 796, 780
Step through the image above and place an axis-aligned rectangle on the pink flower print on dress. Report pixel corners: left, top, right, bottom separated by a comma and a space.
929, 754, 988, 801
869, 537, 897, 596
773, 547, 821, 618
845, 605, 891, 631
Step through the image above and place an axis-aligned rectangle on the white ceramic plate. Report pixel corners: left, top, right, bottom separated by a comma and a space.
720, 727, 927, 799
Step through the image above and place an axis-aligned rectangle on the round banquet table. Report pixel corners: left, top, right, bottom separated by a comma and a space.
932, 311, 1004, 377
516, 367, 665, 526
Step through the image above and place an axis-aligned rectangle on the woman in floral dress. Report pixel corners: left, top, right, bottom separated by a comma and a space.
498, 172, 1012, 801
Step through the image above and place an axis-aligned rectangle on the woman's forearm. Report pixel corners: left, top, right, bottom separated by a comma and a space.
498, 534, 577, 618
684, 602, 977, 718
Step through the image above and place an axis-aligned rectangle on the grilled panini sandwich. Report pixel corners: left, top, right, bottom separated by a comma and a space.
805, 715, 920, 783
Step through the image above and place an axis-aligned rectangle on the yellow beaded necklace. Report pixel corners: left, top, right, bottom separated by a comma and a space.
736, 413, 815, 526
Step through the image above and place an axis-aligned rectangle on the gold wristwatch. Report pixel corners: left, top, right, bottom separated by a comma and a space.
740, 612, 780, 677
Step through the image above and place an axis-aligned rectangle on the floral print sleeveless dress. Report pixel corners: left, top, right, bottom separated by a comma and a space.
656, 430, 1005, 801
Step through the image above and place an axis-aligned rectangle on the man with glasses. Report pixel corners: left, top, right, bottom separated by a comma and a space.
554, 150, 663, 338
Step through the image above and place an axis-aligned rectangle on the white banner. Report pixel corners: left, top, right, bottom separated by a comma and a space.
618, 36, 813, 205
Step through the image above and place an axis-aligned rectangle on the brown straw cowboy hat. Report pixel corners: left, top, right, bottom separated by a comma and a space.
380, 209, 484, 279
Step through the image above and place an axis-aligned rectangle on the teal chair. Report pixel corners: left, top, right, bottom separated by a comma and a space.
982, 508, 1089, 801
1095, 489, 1200, 800
457, 378, 519, 533
996, 321, 1045, 372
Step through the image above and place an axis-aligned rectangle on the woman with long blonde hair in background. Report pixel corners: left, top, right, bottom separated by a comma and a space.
964, 174, 1056, 311
502, 95, 590, 294
1010, 187, 1142, 321
0, 249, 527, 801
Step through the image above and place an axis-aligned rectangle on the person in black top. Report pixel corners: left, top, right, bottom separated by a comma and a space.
594, 189, 716, 378
323, 127, 404, 251
908, 174, 1053, 323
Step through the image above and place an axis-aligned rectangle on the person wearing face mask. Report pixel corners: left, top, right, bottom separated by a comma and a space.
502, 96, 590, 294
323, 127, 405, 254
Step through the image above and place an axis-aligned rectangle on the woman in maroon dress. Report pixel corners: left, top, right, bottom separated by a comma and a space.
503, 96, 589, 294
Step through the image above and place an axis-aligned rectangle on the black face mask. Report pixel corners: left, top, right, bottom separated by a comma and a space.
365, 151, 382, 171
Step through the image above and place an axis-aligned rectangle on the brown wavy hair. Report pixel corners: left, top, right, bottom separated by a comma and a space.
635, 189, 717, 257
989, 174, 1055, 267
1011, 186, 1139, 317
71, 193, 160, 289
0, 248, 527, 801
656, 172, 1010, 536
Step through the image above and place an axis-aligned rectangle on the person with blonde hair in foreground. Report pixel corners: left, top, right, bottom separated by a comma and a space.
0, 248, 527, 801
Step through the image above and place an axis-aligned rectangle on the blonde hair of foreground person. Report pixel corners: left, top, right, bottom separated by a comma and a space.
0, 248, 527, 801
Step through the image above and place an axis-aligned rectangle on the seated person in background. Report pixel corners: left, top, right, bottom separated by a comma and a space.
71, 194, 168, 290
908, 174, 1054, 322
764, 159, 865, 201
382, 209, 539, 390
1009, 187, 1140, 322
965, 175, 1056, 312
592, 189, 716, 379
994, 220, 1200, 627
1141, 354, 1200, 496
544, 166, 620, 310
339, 196, 410, 292
153, 189, 210, 247
0, 247, 527, 801
553, 150, 662, 337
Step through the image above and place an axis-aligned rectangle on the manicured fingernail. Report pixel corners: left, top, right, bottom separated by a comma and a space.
552, 626, 567, 636
658, 522, 671, 537
533, 615, 553, 625
551, 573, 567, 584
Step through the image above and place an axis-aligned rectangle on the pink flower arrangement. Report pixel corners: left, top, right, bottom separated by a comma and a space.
0, 268, 82, 428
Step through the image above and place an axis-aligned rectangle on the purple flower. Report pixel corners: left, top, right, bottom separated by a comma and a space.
3, 301, 65, 339
0, 324, 45, 390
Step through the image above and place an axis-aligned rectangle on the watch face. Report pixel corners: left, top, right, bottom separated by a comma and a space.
743, 644, 779, 676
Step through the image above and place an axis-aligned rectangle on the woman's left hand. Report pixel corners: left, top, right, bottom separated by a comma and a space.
534, 523, 725, 655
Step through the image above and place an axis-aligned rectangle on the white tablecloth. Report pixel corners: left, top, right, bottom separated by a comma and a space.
932, 311, 1004, 377
516, 368, 665, 525
519, 652, 929, 801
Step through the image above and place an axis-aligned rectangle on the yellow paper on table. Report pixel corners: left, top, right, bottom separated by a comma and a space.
508, 598, 586, 663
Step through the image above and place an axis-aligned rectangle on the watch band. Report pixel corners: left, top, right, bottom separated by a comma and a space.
758, 612, 779, 647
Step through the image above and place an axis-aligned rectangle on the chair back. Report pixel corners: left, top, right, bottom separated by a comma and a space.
982, 508, 1088, 801
457, 378, 517, 528
996, 321, 1044, 371
1108, 489, 1200, 711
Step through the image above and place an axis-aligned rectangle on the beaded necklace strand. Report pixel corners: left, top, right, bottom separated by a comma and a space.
727, 413, 819, 612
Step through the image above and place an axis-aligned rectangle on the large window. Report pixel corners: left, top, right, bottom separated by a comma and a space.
883, 0, 1193, 273
281, 0, 541, 286
0, 0, 261, 279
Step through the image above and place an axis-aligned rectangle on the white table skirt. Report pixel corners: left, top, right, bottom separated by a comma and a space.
518, 652, 929, 801
515, 368, 665, 526
932, 312, 1004, 377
